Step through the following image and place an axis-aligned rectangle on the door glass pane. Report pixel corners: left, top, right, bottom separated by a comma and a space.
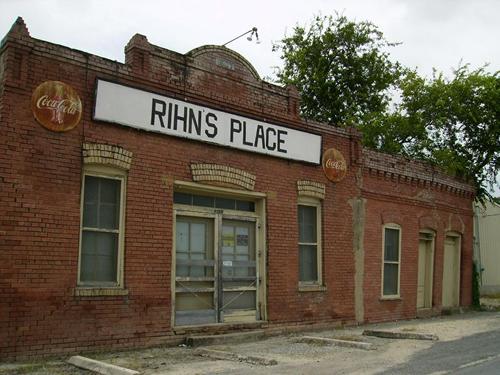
384, 228, 400, 261
190, 223, 206, 252
176, 217, 213, 278
223, 291, 255, 310
175, 216, 216, 326
383, 263, 399, 295
222, 225, 235, 260
236, 227, 249, 253
176, 222, 189, 252
299, 244, 318, 282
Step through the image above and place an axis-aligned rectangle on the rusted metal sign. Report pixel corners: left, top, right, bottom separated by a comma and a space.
31, 81, 82, 132
322, 148, 347, 182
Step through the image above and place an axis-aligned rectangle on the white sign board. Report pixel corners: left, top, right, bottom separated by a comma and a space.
94, 80, 321, 164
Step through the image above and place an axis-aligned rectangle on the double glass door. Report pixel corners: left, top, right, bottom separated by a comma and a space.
174, 213, 258, 326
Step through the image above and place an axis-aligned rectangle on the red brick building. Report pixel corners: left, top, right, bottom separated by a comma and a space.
0, 18, 474, 359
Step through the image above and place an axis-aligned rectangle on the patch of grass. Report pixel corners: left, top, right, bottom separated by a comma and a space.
482, 293, 500, 299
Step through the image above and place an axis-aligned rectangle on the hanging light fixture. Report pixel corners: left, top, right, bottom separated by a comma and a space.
223, 27, 260, 47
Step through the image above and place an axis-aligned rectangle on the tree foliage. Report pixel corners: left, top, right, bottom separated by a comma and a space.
274, 14, 500, 201
273, 14, 404, 127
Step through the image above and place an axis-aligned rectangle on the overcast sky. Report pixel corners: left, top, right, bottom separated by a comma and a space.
2, 0, 498, 79
1, 0, 499, 193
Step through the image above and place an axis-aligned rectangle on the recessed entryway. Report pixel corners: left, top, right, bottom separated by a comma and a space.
171, 184, 266, 327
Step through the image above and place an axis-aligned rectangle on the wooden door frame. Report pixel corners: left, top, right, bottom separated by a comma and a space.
171, 181, 267, 328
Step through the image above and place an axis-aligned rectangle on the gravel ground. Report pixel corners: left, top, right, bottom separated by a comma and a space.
2, 310, 500, 375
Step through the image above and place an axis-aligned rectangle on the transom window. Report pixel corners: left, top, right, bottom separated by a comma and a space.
174, 192, 255, 212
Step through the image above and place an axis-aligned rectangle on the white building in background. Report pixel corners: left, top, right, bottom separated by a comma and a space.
475, 200, 500, 295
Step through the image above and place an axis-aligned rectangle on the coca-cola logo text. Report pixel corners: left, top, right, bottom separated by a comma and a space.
322, 148, 347, 182
31, 81, 82, 132
325, 158, 346, 171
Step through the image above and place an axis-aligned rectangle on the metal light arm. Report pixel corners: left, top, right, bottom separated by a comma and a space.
222, 27, 259, 46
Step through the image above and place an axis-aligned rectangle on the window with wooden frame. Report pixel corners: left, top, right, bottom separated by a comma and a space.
382, 224, 401, 298
78, 166, 126, 287
297, 197, 322, 287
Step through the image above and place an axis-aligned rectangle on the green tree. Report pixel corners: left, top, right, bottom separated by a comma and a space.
273, 14, 405, 127
274, 14, 500, 201
398, 66, 500, 200
368, 67, 499, 200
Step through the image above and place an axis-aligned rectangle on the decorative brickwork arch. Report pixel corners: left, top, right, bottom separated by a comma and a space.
419, 215, 439, 231
381, 211, 403, 226
446, 213, 465, 234
82, 143, 133, 170
190, 163, 256, 190
297, 180, 326, 200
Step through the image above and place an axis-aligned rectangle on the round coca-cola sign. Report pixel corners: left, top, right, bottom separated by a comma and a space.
322, 148, 347, 182
31, 81, 82, 132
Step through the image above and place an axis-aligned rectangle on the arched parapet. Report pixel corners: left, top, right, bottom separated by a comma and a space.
187, 45, 260, 82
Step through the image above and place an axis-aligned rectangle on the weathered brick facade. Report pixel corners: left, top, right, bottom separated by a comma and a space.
0, 17, 474, 359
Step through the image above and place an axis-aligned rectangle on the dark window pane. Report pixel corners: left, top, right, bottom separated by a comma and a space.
215, 197, 235, 210
99, 203, 119, 229
298, 205, 317, 243
236, 200, 255, 212
100, 178, 120, 204
83, 176, 120, 229
193, 195, 214, 207
83, 176, 99, 227
175, 194, 255, 212
383, 263, 399, 295
174, 192, 192, 205
80, 231, 118, 283
299, 244, 318, 282
384, 228, 400, 261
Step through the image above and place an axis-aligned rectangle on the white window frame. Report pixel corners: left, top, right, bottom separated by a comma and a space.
297, 196, 323, 290
381, 223, 402, 299
77, 165, 127, 289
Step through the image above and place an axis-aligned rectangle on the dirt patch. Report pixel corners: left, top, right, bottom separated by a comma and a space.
0, 361, 89, 375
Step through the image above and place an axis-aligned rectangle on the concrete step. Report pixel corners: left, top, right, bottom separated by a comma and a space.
186, 330, 265, 347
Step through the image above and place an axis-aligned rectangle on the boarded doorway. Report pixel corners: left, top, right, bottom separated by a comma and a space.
442, 234, 461, 308
417, 232, 434, 310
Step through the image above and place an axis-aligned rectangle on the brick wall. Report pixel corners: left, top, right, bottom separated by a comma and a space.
361, 150, 474, 322
0, 17, 474, 359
